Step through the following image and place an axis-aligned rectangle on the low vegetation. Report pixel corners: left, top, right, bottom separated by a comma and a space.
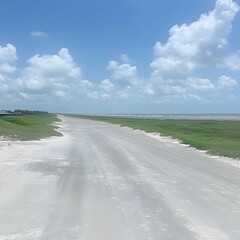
0, 114, 62, 140
69, 115, 240, 159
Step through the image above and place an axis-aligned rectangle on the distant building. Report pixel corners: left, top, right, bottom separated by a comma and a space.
0, 110, 10, 116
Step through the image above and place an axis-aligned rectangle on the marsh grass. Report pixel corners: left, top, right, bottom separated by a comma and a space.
0, 114, 62, 140
69, 115, 240, 159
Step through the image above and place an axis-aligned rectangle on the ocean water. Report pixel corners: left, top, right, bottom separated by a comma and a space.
106, 114, 240, 121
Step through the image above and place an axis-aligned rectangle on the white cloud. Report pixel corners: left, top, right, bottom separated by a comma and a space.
86, 89, 112, 101
162, 85, 186, 95
104, 57, 150, 100
149, 0, 239, 102
99, 92, 110, 100
0, 43, 17, 75
107, 61, 137, 80
143, 85, 155, 96
20, 48, 81, 91
187, 77, 215, 91
0, 63, 16, 73
0, 45, 99, 104
107, 60, 138, 87
75, 79, 93, 95
120, 54, 131, 63
30, 31, 48, 37
94, 79, 115, 100
0, 43, 17, 63
151, 55, 194, 78
0, 43, 17, 99
15, 48, 99, 103
0, 73, 8, 92
217, 75, 238, 89
80, 79, 92, 88
99, 79, 114, 92
28, 48, 80, 80
152, 0, 239, 71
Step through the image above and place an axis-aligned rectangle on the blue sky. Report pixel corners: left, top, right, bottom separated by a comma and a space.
0, 0, 240, 113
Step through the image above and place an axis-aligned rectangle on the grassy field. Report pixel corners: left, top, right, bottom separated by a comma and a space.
68, 114, 240, 159
0, 114, 62, 140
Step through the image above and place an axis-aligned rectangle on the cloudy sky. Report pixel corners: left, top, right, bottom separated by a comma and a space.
0, 0, 240, 114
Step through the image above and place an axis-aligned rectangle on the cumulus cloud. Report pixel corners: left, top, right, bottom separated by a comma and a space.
104, 57, 152, 101
0, 44, 100, 104
0, 43, 17, 63
30, 31, 48, 37
0, 43, 17, 74
0, 73, 8, 93
16, 48, 98, 103
107, 60, 138, 86
217, 75, 238, 89
0, 63, 16, 74
28, 48, 80, 80
152, 0, 239, 72
149, 0, 239, 102
151, 54, 194, 78
100, 79, 114, 92
107, 61, 137, 79
0, 43, 17, 99
20, 48, 81, 91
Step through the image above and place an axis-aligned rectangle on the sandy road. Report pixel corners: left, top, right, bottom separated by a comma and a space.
0, 115, 240, 240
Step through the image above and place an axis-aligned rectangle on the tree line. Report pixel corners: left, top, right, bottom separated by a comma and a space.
4, 109, 49, 115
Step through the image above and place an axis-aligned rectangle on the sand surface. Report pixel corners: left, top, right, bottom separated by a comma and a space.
0, 115, 240, 240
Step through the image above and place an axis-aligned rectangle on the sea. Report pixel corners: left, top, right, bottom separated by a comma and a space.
104, 114, 240, 121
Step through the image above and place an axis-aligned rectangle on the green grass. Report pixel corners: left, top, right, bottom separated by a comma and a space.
0, 114, 62, 140
68, 114, 240, 159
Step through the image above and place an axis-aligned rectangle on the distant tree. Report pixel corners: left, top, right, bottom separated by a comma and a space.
5, 109, 49, 115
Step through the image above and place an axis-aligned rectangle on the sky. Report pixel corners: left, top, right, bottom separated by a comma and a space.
0, 0, 240, 114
